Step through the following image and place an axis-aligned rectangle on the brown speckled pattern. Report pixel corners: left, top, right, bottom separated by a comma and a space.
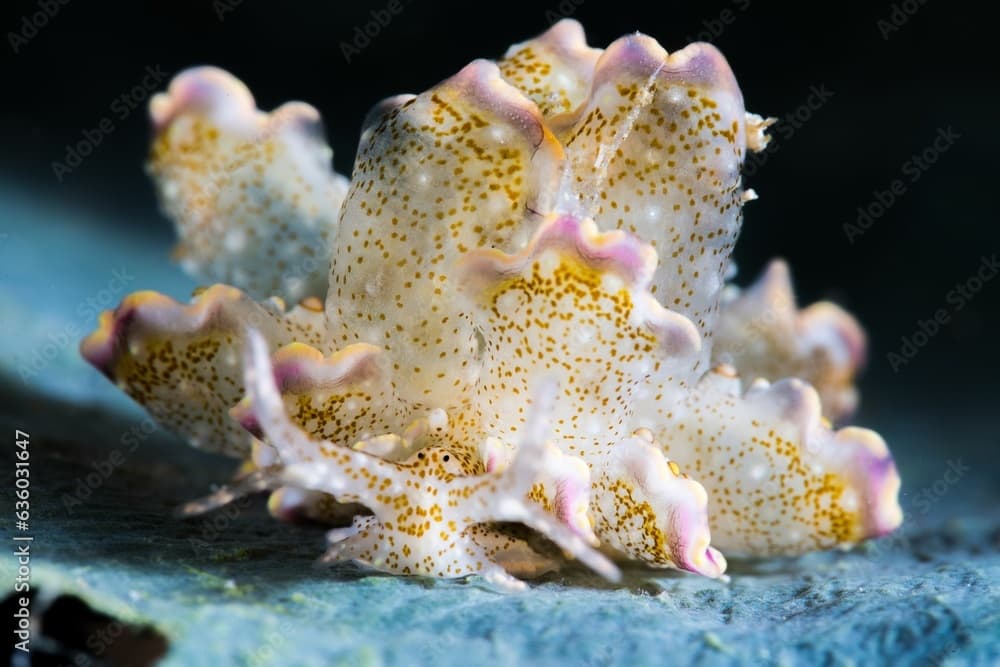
81, 20, 902, 588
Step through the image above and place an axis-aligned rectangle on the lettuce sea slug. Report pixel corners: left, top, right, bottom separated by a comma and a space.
81, 20, 902, 590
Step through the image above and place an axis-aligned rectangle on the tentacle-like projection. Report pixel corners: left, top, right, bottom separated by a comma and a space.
654, 367, 902, 555
229, 338, 459, 524
713, 260, 866, 421
186, 331, 621, 589
594, 434, 726, 577
498, 19, 602, 118
80, 285, 328, 457
459, 215, 723, 576
149, 67, 349, 301
230, 341, 403, 451
554, 35, 770, 371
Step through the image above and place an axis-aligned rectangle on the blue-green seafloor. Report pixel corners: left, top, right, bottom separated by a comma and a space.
0, 189, 997, 666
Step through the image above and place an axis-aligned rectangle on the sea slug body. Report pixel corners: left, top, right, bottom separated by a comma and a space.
81, 20, 902, 589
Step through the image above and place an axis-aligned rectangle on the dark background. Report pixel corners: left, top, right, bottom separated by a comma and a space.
1, 0, 995, 416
